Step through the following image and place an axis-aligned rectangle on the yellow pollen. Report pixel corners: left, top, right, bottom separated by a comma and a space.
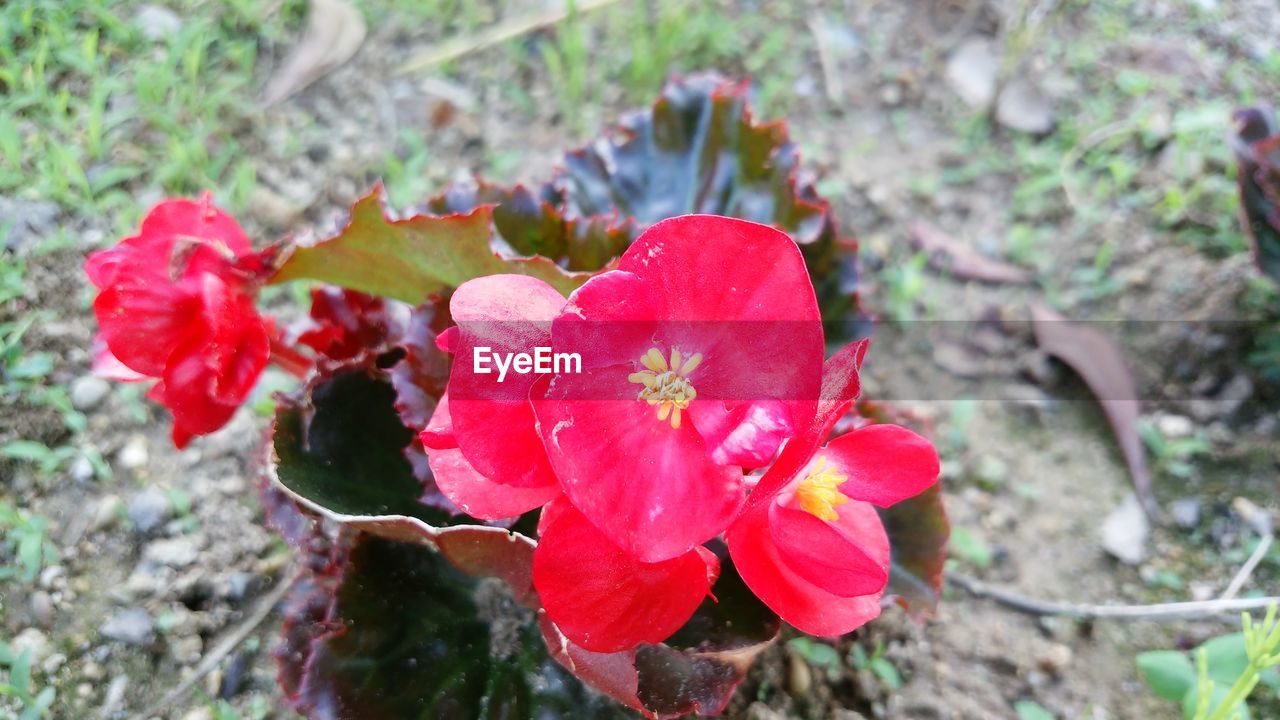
795, 456, 850, 521
628, 346, 701, 429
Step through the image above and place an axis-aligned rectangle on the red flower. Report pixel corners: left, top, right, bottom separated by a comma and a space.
532, 215, 825, 562
419, 274, 565, 519
533, 498, 718, 653
726, 342, 940, 636
85, 196, 268, 448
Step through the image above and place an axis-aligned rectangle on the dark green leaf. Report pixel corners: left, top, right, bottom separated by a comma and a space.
279, 532, 631, 720
1014, 700, 1056, 720
882, 483, 951, 616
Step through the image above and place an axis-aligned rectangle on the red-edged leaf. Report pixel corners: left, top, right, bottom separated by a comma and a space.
269, 186, 585, 304
1232, 107, 1280, 283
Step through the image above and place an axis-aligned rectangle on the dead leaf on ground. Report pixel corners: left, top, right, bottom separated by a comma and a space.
1030, 304, 1157, 520
260, 0, 367, 107
910, 221, 1033, 284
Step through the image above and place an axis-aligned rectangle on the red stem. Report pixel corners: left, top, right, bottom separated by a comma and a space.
268, 335, 312, 380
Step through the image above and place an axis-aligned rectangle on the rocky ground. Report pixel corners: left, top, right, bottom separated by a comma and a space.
1, 0, 1278, 718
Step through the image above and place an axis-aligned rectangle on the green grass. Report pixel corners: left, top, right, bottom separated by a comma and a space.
0, 0, 302, 226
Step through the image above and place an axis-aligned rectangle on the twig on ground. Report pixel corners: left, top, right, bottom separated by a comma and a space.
397, 0, 623, 75
947, 572, 1279, 621
1221, 498, 1275, 601
146, 565, 301, 714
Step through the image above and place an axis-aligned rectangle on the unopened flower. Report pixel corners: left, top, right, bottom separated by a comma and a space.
85, 196, 268, 447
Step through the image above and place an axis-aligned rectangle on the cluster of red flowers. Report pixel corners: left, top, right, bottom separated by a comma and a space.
85, 197, 271, 448
421, 215, 940, 651
87, 202, 939, 652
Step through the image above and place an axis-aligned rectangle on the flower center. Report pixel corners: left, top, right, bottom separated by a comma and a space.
795, 456, 850, 521
627, 346, 702, 429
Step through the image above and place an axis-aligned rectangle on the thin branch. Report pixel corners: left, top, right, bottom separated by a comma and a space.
397, 0, 623, 75
1221, 498, 1275, 601
145, 565, 301, 715
946, 572, 1279, 621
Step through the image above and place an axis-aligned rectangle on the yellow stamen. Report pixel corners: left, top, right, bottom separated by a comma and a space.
795, 456, 851, 522
627, 346, 703, 429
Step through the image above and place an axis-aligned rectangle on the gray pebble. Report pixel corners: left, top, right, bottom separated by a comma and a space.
29, 591, 55, 628
117, 436, 149, 470
128, 486, 172, 534
101, 608, 155, 646
142, 537, 198, 568
69, 376, 111, 411
134, 4, 182, 41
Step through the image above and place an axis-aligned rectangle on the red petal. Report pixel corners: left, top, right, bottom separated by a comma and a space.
688, 399, 793, 468
448, 275, 564, 488
727, 502, 885, 637
552, 270, 659, 370
139, 195, 252, 258
533, 500, 717, 653
767, 503, 888, 597
420, 395, 559, 520
93, 275, 201, 377
534, 366, 745, 563
820, 425, 940, 507
91, 339, 147, 382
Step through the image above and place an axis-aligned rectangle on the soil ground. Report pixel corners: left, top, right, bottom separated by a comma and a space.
2, 1, 1278, 719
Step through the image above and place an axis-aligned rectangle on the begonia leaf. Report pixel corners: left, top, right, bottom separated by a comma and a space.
269, 187, 585, 304
881, 483, 950, 617
1232, 106, 1280, 284
277, 532, 633, 720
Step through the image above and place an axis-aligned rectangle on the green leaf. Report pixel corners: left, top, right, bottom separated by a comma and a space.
270, 187, 585, 304
1137, 650, 1197, 701
279, 532, 631, 720
787, 637, 841, 669
869, 657, 902, 690
882, 483, 950, 617
1200, 633, 1250, 685
947, 526, 992, 568
1014, 700, 1056, 720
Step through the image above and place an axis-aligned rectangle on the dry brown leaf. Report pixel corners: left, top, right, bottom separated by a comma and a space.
260, 0, 366, 107
1030, 304, 1156, 519
911, 221, 1033, 284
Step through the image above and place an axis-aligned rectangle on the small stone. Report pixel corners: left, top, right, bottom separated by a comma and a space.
83, 661, 105, 681
945, 38, 998, 108
117, 436, 149, 470
134, 4, 182, 41
224, 571, 255, 602
69, 376, 110, 410
69, 455, 95, 482
91, 495, 124, 533
143, 537, 198, 568
77, 682, 92, 698
30, 591, 55, 628
38, 565, 65, 590
1100, 494, 1149, 565
40, 652, 65, 675
1155, 414, 1195, 439
1170, 498, 1202, 529
11, 628, 50, 667
249, 185, 304, 229
787, 651, 813, 695
972, 455, 1009, 490
101, 608, 155, 645
995, 78, 1054, 134
879, 82, 903, 106
182, 708, 214, 720
169, 634, 203, 665
1037, 643, 1073, 674
128, 486, 172, 534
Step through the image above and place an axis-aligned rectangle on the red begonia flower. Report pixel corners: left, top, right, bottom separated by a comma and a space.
84, 196, 268, 448
419, 393, 560, 519
420, 274, 566, 519
533, 215, 824, 563
533, 498, 718, 653
726, 343, 940, 637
